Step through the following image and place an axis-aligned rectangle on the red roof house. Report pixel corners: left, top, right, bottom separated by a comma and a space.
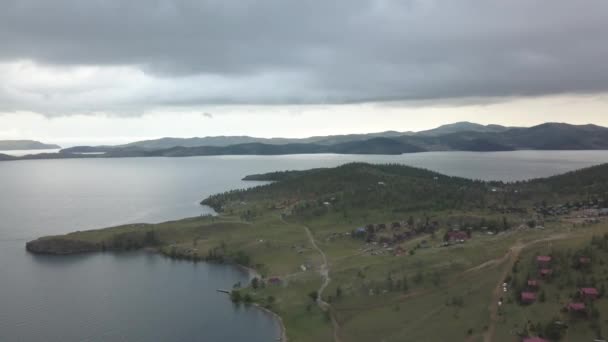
536, 255, 552, 266
539, 268, 553, 277
268, 277, 282, 285
580, 287, 599, 300
579, 256, 591, 264
568, 302, 586, 312
527, 279, 539, 288
447, 231, 469, 241
521, 292, 536, 304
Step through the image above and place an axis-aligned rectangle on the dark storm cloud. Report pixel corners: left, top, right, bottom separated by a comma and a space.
1, 0, 608, 112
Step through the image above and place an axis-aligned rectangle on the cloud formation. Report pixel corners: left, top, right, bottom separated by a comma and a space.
1, 0, 607, 115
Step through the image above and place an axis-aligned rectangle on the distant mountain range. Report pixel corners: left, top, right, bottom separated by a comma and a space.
6, 122, 608, 161
0, 140, 60, 150
414, 121, 514, 136
61, 121, 514, 153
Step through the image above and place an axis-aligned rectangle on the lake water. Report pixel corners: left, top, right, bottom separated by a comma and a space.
2, 151, 608, 341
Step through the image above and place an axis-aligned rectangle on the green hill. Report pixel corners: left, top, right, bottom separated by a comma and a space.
0, 140, 60, 150
25, 162, 608, 341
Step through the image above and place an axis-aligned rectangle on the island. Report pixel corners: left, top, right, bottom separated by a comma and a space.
27, 162, 608, 341
0, 140, 60, 150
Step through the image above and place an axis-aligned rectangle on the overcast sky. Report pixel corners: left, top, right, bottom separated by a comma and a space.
1, 0, 608, 145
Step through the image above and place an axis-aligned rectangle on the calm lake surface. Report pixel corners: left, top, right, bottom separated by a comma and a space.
2, 151, 608, 341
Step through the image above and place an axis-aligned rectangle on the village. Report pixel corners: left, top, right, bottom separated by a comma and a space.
500, 233, 608, 342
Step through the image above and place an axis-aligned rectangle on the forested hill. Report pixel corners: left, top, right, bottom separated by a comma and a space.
63, 122, 608, 155
5, 122, 608, 162
201, 162, 608, 216
201, 163, 489, 214
0, 153, 17, 161
38, 138, 424, 159
58, 122, 608, 156
0, 140, 60, 150
526, 163, 608, 197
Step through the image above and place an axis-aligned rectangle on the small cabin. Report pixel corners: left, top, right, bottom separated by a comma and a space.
521, 292, 537, 304
536, 255, 552, 267
268, 277, 282, 286
567, 302, 586, 313
579, 256, 591, 264
580, 287, 599, 300
539, 268, 553, 278
447, 231, 469, 242
527, 279, 539, 289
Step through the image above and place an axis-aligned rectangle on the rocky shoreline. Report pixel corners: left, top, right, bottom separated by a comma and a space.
25, 237, 101, 255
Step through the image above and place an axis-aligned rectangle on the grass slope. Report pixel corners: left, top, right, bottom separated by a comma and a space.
26, 162, 608, 341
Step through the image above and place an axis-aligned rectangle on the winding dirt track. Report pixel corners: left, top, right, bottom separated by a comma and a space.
302, 224, 342, 342
279, 215, 342, 342
482, 234, 569, 342
280, 210, 575, 342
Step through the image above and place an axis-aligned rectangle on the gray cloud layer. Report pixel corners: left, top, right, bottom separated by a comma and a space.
1, 0, 608, 113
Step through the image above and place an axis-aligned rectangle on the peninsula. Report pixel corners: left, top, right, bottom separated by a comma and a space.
27, 162, 608, 341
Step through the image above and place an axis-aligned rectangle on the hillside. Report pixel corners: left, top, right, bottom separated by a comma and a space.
57, 121, 514, 152
67, 138, 424, 158
0, 140, 60, 150
5, 122, 608, 163
0, 153, 17, 161
415, 121, 513, 136
26, 162, 608, 341
202, 163, 487, 214
119, 131, 409, 149
115, 122, 512, 149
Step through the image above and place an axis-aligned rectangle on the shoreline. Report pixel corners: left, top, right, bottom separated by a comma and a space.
230, 263, 287, 341
150, 250, 289, 341
254, 304, 287, 342
167, 252, 288, 341
27, 245, 288, 341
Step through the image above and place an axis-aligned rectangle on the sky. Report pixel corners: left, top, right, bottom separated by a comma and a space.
1, 0, 608, 146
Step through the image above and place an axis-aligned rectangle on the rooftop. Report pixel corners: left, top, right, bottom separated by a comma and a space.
568, 302, 586, 311
536, 255, 552, 262
580, 287, 599, 295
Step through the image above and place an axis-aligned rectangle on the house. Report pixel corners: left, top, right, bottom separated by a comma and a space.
447, 230, 469, 242
521, 292, 537, 304
527, 279, 539, 289
579, 256, 591, 265
567, 302, 586, 313
539, 268, 553, 278
268, 277, 282, 286
580, 287, 599, 300
536, 255, 552, 267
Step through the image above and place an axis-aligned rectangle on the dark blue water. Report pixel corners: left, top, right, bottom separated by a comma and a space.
2, 151, 608, 341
